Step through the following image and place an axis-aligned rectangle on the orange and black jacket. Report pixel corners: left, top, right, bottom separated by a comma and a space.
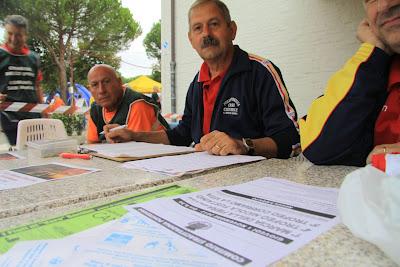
300, 44, 391, 166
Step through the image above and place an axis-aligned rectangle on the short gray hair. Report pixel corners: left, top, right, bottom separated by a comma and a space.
3, 15, 29, 31
188, 0, 231, 25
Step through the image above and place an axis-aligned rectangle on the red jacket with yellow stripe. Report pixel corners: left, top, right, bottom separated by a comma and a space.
300, 43, 392, 166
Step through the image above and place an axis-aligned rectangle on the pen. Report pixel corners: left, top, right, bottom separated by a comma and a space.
99, 124, 127, 135
59, 153, 92, 160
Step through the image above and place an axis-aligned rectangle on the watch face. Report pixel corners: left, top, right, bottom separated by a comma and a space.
243, 138, 255, 155
245, 138, 254, 149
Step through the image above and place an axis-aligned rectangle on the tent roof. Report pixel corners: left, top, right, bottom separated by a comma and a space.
127, 76, 162, 94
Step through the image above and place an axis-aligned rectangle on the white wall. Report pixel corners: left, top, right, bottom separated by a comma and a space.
161, 0, 365, 117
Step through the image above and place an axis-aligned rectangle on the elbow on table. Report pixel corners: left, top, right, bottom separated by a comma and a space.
303, 146, 369, 167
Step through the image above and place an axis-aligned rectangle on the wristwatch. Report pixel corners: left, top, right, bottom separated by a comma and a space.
242, 138, 255, 155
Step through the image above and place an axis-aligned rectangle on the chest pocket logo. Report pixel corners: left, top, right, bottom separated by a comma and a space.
223, 97, 240, 116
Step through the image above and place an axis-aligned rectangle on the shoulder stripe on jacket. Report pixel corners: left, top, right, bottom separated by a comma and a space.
248, 54, 299, 130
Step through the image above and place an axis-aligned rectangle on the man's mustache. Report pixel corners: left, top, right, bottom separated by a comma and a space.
201, 36, 219, 48
378, 4, 400, 26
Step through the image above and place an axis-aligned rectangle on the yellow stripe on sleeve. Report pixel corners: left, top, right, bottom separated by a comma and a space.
300, 43, 376, 150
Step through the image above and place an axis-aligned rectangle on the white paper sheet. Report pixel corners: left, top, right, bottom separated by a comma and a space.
0, 212, 228, 267
0, 178, 340, 266
0, 152, 25, 160
0, 170, 46, 190
122, 151, 265, 176
80, 141, 194, 158
126, 177, 340, 266
0, 163, 99, 191
0, 221, 121, 267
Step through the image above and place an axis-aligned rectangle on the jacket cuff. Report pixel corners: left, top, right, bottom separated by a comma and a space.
270, 131, 296, 159
166, 127, 192, 147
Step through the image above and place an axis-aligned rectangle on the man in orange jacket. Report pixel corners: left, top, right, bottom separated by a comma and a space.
86, 64, 169, 143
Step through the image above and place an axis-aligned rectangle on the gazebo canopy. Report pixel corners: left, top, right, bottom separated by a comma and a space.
127, 76, 162, 94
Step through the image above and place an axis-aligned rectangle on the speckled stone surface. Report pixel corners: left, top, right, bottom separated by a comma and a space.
0, 151, 258, 219
0, 155, 397, 266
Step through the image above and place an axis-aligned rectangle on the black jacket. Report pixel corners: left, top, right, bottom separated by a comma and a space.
167, 46, 300, 158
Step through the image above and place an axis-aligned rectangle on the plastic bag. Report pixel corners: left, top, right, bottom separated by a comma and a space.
338, 165, 400, 264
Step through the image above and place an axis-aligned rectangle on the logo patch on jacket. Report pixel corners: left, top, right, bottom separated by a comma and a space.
223, 97, 240, 116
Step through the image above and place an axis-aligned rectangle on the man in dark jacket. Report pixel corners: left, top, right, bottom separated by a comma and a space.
105, 0, 300, 159
0, 15, 43, 146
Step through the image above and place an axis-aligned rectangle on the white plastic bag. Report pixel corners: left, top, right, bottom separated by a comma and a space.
338, 165, 400, 264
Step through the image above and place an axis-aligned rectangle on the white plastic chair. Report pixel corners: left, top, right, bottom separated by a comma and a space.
16, 118, 68, 150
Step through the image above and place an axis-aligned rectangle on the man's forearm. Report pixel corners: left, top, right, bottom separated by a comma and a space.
132, 130, 171, 145
252, 137, 278, 158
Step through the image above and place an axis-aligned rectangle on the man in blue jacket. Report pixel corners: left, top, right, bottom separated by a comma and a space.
105, 0, 300, 159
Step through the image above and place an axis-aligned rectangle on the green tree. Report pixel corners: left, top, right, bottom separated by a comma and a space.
0, 0, 142, 101
122, 75, 140, 84
143, 20, 161, 82
150, 68, 161, 83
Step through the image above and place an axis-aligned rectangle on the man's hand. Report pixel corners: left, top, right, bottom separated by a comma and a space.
195, 130, 247, 156
104, 124, 133, 143
366, 142, 400, 164
0, 93, 7, 103
357, 19, 392, 55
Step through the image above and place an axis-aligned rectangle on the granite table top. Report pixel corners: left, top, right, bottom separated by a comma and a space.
0, 154, 396, 266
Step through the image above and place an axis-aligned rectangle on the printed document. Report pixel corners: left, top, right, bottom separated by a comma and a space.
126, 177, 340, 266
0, 177, 340, 266
0, 163, 99, 191
0, 185, 195, 254
0, 211, 228, 266
122, 151, 265, 176
0, 152, 24, 160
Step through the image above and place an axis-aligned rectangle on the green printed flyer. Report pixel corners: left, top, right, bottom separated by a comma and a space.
0, 185, 195, 254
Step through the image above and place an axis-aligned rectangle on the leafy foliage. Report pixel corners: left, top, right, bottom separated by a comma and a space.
143, 20, 161, 82
150, 69, 161, 83
51, 113, 85, 136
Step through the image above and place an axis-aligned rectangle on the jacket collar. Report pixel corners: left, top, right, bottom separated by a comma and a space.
0, 44, 30, 55
197, 45, 252, 83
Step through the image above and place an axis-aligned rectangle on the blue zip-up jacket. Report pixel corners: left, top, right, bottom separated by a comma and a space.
166, 46, 300, 158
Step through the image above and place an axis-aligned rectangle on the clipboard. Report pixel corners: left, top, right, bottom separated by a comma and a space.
79, 141, 195, 162
88, 150, 194, 162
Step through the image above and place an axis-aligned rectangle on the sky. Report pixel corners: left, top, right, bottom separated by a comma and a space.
118, 0, 161, 78
0, 0, 161, 78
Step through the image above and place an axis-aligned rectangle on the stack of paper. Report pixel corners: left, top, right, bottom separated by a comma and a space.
80, 141, 194, 161
0, 178, 340, 266
122, 151, 265, 176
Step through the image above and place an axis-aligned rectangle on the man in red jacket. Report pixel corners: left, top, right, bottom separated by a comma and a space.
300, 0, 400, 166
